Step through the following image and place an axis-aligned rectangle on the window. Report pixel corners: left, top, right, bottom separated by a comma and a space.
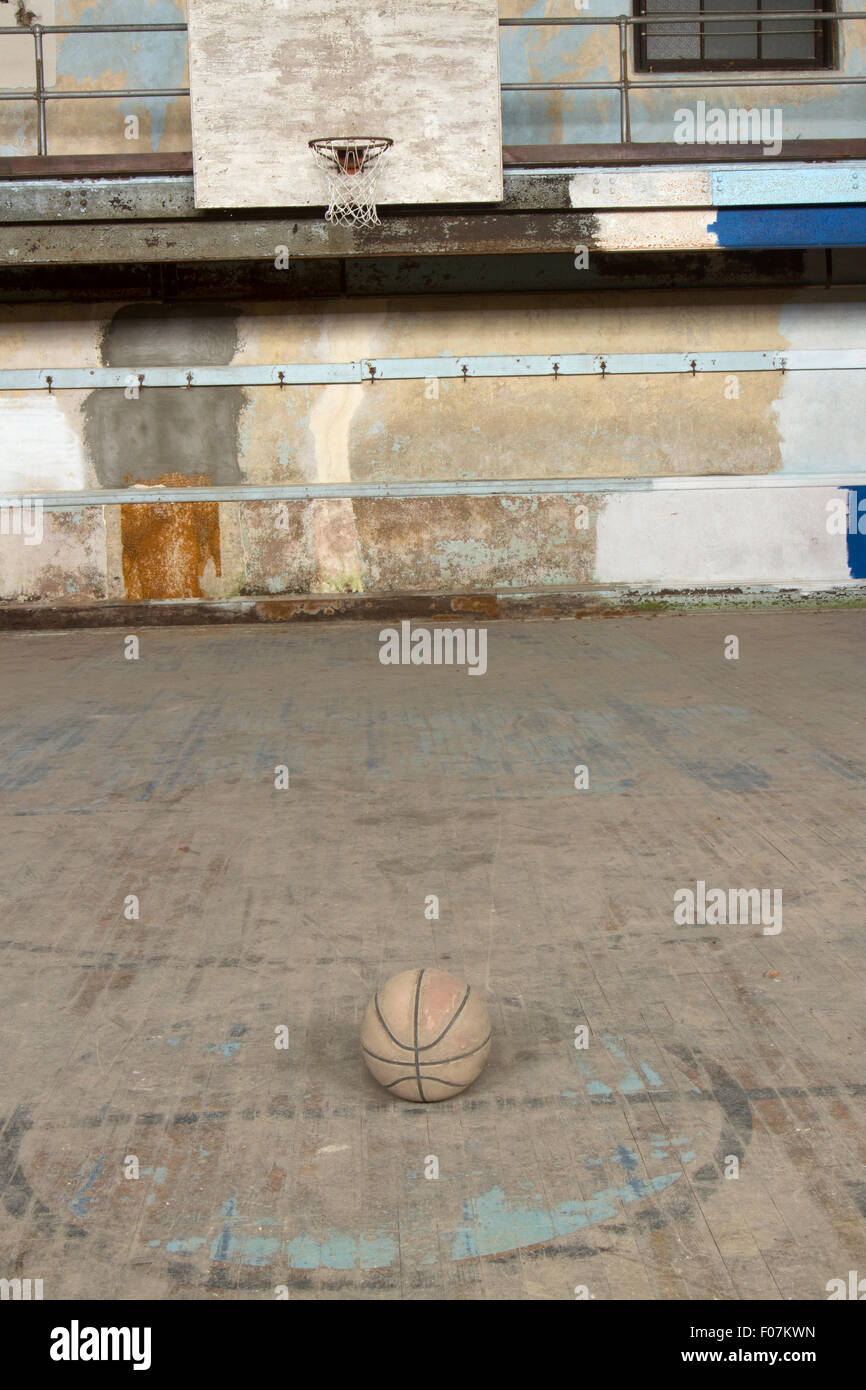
634, 0, 835, 71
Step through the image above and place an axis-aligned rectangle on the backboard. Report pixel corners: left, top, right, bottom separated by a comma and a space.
186, 0, 503, 211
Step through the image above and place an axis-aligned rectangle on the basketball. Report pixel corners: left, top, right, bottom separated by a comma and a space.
361, 968, 492, 1103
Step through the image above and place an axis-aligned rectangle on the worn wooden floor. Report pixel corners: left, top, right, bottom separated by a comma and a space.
1, 613, 864, 1300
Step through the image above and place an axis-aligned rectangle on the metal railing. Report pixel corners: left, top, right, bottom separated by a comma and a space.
0, 23, 187, 155
500, 13, 866, 144
0, 14, 864, 156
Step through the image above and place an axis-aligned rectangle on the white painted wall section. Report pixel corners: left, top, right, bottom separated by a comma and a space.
593, 211, 718, 251
594, 486, 851, 585
774, 301, 866, 474
0, 397, 86, 491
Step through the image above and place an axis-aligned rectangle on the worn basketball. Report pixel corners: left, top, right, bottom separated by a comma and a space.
361, 968, 492, 1103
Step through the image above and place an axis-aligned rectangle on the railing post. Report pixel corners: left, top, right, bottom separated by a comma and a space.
33, 23, 47, 156
619, 17, 631, 145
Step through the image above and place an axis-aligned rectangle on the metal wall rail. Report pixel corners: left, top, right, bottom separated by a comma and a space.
3, 350, 866, 392
0, 15, 864, 157
3, 473, 864, 512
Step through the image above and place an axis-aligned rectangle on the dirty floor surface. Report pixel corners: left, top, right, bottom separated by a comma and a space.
1, 613, 864, 1300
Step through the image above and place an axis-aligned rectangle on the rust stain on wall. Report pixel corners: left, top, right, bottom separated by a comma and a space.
120, 472, 221, 600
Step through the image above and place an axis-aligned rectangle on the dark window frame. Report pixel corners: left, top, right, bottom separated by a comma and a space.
634, 0, 837, 72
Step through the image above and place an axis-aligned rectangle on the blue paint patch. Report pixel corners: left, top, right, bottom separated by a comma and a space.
711, 166, 866, 208
709, 205, 866, 249
149, 1132, 700, 1269
212, 1193, 237, 1262
844, 486, 866, 577
204, 1041, 242, 1058
451, 1174, 683, 1260
67, 1155, 105, 1218
601, 1036, 645, 1094
576, 1061, 613, 1098
499, 0, 623, 144
164, 1037, 181, 1047
280, 1231, 400, 1271
614, 1144, 640, 1176
166, 1237, 206, 1254
210, 1231, 281, 1266
576, 1037, 669, 1098
208, 1195, 286, 1267
56, 0, 187, 151
285, 1233, 321, 1269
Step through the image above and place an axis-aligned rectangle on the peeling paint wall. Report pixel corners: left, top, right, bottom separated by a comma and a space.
2, 289, 866, 599
0, 0, 56, 156
0, 0, 190, 157
500, 0, 866, 146
0, 504, 105, 598
241, 494, 596, 595
4, 288, 866, 485
83, 303, 244, 487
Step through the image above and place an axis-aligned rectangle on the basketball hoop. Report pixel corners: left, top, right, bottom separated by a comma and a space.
309, 137, 393, 227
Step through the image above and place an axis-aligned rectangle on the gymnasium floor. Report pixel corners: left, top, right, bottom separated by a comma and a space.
1, 612, 864, 1300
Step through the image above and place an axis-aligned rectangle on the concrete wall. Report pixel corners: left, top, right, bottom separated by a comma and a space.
1, 0, 864, 157
1, 289, 865, 600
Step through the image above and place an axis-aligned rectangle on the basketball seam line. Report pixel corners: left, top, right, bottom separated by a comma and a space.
362, 1033, 492, 1067
384, 1075, 466, 1090
413, 967, 425, 1102
372, 982, 473, 1054
374, 992, 413, 1052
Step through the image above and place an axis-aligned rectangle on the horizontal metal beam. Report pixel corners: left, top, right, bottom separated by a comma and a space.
0, 171, 583, 223
0, 175, 198, 223
6, 473, 863, 511
2, 351, 865, 393
503, 142, 866, 167
7, 164, 866, 224
0, 153, 195, 179
5, 207, 866, 261
0, 213, 606, 263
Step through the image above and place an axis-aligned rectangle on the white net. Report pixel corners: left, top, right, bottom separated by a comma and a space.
309, 138, 393, 227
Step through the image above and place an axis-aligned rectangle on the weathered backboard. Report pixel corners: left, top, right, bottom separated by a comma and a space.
186, 0, 503, 211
